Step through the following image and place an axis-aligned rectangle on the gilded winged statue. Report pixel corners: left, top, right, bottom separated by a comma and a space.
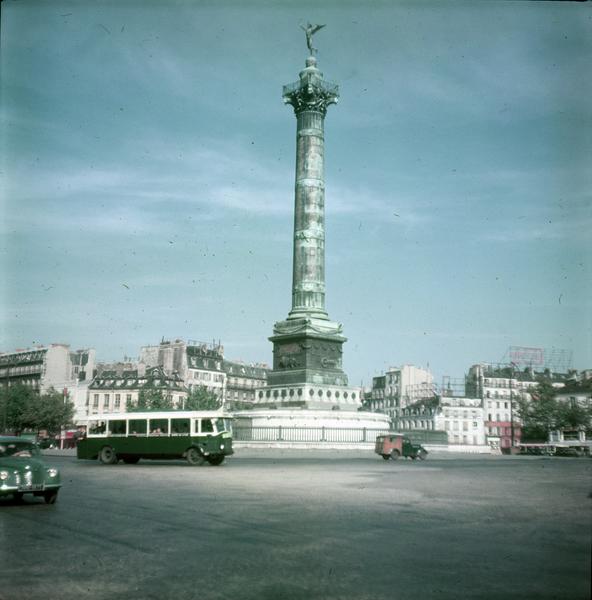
300, 22, 325, 55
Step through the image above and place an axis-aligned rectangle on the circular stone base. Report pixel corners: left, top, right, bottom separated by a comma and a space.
232, 409, 391, 447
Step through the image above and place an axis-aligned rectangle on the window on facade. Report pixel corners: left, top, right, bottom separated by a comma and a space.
103, 394, 110, 408
93, 394, 99, 407
115, 394, 121, 408
126, 394, 132, 403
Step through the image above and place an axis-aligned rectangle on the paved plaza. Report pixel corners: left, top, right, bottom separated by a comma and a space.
2, 449, 590, 600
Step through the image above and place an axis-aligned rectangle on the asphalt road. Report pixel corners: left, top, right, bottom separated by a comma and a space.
1, 450, 590, 600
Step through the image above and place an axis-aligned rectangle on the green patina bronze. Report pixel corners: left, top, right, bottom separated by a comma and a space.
268, 36, 348, 390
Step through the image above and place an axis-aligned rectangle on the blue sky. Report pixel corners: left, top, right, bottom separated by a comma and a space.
1, 1, 590, 386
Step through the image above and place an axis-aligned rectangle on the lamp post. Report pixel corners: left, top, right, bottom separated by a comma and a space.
509, 361, 518, 451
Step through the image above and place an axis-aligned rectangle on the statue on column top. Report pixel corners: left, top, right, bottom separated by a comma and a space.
301, 22, 326, 56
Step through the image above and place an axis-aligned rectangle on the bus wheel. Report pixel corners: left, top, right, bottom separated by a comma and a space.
186, 447, 205, 466
99, 446, 117, 465
122, 456, 140, 464
206, 455, 225, 466
390, 450, 400, 461
381, 454, 390, 461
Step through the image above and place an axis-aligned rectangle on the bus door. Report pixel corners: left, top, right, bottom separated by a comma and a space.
124, 418, 149, 455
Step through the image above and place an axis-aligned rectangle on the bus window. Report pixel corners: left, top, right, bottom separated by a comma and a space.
201, 419, 214, 434
149, 419, 169, 435
109, 420, 126, 436
215, 418, 230, 433
89, 421, 106, 435
129, 419, 147, 435
171, 418, 190, 435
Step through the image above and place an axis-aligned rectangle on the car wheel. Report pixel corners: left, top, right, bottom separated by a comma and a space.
44, 490, 58, 504
186, 447, 205, 466
390, 450, 400, 461
381, 454, 390, 461
206, 455, 225, 466
99, 446, 117, 465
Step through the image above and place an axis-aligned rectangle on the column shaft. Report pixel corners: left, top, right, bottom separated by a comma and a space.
291, 109, 327, 318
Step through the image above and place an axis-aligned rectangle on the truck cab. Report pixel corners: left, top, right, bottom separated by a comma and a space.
375, 433, 428, 461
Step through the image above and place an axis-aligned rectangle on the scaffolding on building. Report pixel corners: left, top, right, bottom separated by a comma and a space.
501, 346, 573, 374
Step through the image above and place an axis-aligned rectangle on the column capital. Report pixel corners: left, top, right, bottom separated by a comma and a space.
283, 58, 339, 116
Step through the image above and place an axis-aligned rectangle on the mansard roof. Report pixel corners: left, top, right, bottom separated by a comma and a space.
89, 365, 186, 392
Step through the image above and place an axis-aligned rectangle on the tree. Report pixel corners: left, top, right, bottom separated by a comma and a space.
517, 381, 591, 442
555, 401, 591, 431
35, 389, 75, 435
184, 386, 222, 411
0, 384, 73, 435
127, 388, 174, 412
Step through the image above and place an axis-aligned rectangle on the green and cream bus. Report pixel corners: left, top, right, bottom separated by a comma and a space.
76, 411, 233, 466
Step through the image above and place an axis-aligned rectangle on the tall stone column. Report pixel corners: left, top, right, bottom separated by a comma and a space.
283, 56, 338, 321
266, 54, 349, 393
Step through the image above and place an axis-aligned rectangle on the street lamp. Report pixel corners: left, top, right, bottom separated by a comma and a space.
509, 361, 518, 450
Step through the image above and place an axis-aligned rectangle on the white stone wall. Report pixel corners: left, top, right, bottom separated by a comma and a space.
435, 398, 485, 446
187, 368, 226, 398
41, 344, 76, 393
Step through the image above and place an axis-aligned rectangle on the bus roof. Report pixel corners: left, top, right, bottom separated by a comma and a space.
80, 411, 231, 421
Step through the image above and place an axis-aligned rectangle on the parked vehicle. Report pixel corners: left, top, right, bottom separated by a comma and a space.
375, 433, 428, 461
0, 437, 61, 503
519, 443, 591, 457
77, 411, 233, 466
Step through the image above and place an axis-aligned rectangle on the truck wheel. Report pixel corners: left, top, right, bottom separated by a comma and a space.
99, 446, 117, 465
206, 455, 225, 466
390, 450, 400, 460
381, 454, 390, 461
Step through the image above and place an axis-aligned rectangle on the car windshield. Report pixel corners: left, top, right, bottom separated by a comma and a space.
0, 441, 39, 458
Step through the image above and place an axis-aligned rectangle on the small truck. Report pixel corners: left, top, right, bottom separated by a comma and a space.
375, 433, 428, 461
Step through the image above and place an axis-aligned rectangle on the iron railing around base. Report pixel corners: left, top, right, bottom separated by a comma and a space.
234, 426, 390, 444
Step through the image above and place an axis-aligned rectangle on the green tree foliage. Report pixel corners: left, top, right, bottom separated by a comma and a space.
126, 388, 174, 412
184, 386, 222, 411
518, 381, 592, 442
0, 384, 74, 435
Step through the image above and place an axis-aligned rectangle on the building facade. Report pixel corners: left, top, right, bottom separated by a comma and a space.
549, 377, 592, 443
397, 396, 486, 446
466, 363, 575, 451
84, 365, 187, 420
139, 339, 269, 407
365, 365, 434, 424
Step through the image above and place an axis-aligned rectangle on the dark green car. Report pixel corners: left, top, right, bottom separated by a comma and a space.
0, 437, 61, 503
